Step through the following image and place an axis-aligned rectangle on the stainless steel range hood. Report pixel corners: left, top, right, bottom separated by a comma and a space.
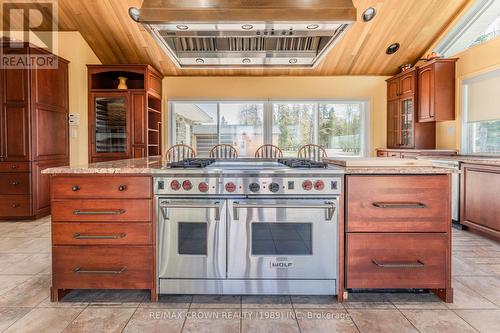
129, 0, 356, 69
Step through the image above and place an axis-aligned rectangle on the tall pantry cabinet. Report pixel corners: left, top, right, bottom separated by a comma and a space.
0, 42, 69, 219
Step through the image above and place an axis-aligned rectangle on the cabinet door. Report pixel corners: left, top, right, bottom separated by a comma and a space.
90, 92, 130, 161
418, 66, 434, 121
387, 99, 400, 148
399, 72, 415, 95
387, 78, 399, 100
399, 96, 415, 148
3, 105, 30, 161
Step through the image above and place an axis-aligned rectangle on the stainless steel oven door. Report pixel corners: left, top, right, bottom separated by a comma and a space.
227, 198, 337, 280
158, 199, 226, 279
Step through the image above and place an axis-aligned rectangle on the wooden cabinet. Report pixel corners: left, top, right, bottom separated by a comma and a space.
345, 174, 452, 302
0, 42, 69, 220
376, 149, 458, 158
50, 175, 156, 301
386, 69, 435, 149
460, 163, 500, 239
87, 65, 162, 163
418, 59, 457, 122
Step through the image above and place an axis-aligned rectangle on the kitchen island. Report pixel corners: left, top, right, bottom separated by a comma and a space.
44, 157, 454, 303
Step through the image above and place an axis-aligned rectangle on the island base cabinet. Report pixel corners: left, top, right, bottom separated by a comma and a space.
346, 233, 446, 289
345, 174, 452, 303
50, 175, 156, 302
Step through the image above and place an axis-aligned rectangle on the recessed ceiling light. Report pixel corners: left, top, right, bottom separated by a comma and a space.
242, 58, 251, 64
241, 24, 253, 30
386, 43, 400, 55
362, 7, 376, 22
195, 58, 204, 64
306, 24, 319, 30
176, 24, 189, 30
128, 7, 140, 22
289, 58, 298, 64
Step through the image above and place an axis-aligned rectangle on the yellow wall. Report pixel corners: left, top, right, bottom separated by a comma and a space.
163, 76, 388, 156
436, 37, 500, 150
56, 32, 101, 165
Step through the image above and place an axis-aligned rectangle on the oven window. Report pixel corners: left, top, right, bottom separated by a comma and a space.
178, 222, 207, 255
251, 223, 312, 255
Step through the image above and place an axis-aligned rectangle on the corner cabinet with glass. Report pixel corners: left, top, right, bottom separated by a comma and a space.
386, 68, 435, 149
88, 65, 163, 163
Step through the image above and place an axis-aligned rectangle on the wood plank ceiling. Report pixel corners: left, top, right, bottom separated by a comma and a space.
54, 0, 470, 76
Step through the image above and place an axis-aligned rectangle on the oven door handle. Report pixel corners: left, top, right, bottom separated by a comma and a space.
232, 201, 336, 221
159, 201, 222, 221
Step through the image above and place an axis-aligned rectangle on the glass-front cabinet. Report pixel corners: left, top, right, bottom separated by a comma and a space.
399, 96, 414, 147
90, 92, 130, 160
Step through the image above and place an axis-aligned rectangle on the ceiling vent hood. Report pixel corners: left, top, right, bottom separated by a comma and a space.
129, 0, 356, 69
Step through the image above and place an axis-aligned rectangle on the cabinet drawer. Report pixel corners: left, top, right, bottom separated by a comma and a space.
0, 195, 31, 217
52, 246, 153, 289
376, 151, 388, 157
52, 223, 152, 245
387, 152, 401, 158
0, 162, 30, 172
52, 176, 151, 199
347, 175, 449, 232
346, 233, 447, 289
51, 199, 151, 222
0, 173, 30, 195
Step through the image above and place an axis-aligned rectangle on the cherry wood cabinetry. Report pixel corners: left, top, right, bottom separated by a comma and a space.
460, 163, 500, 240
345, 174, 453, 302
0, 42, 69, 219
88, 65, 162, 163
50, 175, 156, 301
386, 69, 435, 149
376, 149, 458, 158
418, 59, 457, 122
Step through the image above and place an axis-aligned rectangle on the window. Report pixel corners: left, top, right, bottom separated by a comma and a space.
170, 100, 369, 157
462, 69, 500, 155
435, 0, 500, 57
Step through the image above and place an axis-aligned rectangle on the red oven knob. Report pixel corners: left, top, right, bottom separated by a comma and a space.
170, 180, 181, 191
198, 182, 209, 193
182, 180, 193, 191
225, 182, 236, 193
302, 180, 313, 191
314, 180, 325, 190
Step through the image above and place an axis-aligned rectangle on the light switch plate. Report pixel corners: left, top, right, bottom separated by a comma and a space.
69, 113, 80, 126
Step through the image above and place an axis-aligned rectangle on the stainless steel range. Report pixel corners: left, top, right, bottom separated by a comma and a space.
154, 158, 343, 295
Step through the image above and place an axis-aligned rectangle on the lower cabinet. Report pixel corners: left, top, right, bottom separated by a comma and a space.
460, 163, 500, 239
50, 175, 156, 301
345, 174, 452, 302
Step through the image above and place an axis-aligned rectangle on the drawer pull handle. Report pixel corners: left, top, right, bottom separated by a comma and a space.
73, 209, 125, 215
72, 185, 81, 191
73, 267, 127, 274
11, 181, 19, 186
11, 203, 20, 208
73, 233, 126, 239
118, 185, 127, 191
372, 202, 426, 209
372, 260, 425, 268
10, 165, 18, 169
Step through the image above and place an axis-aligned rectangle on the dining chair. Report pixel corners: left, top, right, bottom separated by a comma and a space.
297, 144, 328, 162
165, 144, 196, 162
209, 144, 238, 159
254, 144, 283, 158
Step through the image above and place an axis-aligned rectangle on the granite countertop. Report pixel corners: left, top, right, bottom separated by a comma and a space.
42, 157, 166, 174
43, 157, 458, 175
417, 155, 500, 166
323, 157, 456, 174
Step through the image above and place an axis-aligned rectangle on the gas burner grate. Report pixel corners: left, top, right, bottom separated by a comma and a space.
167, 158, 215, 168
278, 158, 328, 169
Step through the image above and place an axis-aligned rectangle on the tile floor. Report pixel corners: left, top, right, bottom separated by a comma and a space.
0, 217, 499, 332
